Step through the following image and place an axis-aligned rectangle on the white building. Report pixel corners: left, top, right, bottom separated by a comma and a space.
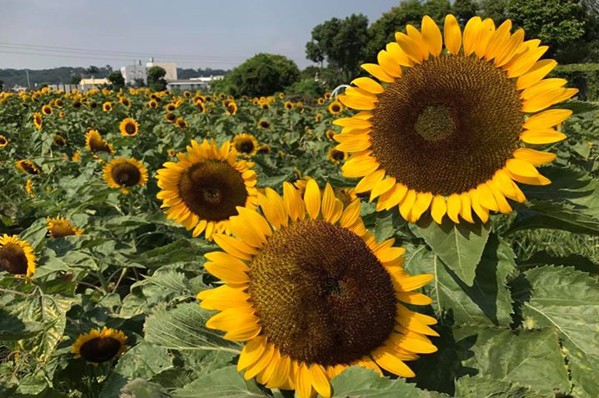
79, 78, 110, 91
166, 76, 224, 91
121, 61, 147, 85
146, 59, 178, 82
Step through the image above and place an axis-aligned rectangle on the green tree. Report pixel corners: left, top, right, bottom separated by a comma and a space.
0, 80, 4, 92
222, 53, 299, 97
107, 71, 125, 90
306, 14, 369, 82
452, 0, 478, 24
365, 0, 425, 60
147, 66, 167, 91
423, 0, 452, 24
70, 75, 82, 85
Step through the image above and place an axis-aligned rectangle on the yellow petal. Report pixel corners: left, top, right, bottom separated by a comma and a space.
495, 28, 525, 67
446, 193, 461, 224
337, 94, 376, 111
396, 31, 426, 63
399, 189, 417, 221
460, 192, 474, 223
513, 148, 556, 166
204, 252, 249, 284
377, 49, 402, 77
296, 363, 313, 398
309, 364, 331, 398
213, 234, 256, 261
333, 116, 372, 128
469, 189, 489, 223
283, 182, 305, 221
489, 180, 513, 214
244, 343, 275, 380
238, 336, 266, 371
228, 214, 267, 248
321, 183, 343, 224
342, 152, 379, 178
523, 109, 572, 130
410, 192, 433, 222
431, 195, 447, 224
355, 169, 385, 193
236, 207, 272, 238
516, 58, 555, 90
505, 158, 540, 178
361, 63, 395, 83
462, 16, 483, 56
520, 129, 567, 144
506, 46, 550, 78
198, 285, 248, 311
259, 188, 288, 230
421, 15, 443, 56
304, 178, 321, 219
521, 78, 567, 101
476, 183, 499, 211
340, 199, 361, 228
444, 14, 462, 54
372, 347, 415, 378
370, 176, 396, 202
206, 308, 257, 334
352, 77, 384, 94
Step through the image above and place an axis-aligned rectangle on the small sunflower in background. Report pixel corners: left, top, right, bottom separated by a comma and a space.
85, 129, 113, 155
198, 180, 437, 398
257, 119, 271, 129
256, 144, 271, 154
72, 327, 127, 364
25, 179, 34, 198
53, 134, 66, 147
327, 147, 347, 164
325, 129, 337, 141
58, 111, 65, 118
314, 113, 323, 122
156, 139, 259, 240
284, 101, 293, 110
225, 101, 238, 115
148, 99, 158, 108
0, 134, 8, 148
47, 216, 84, 238
102, 102, 112, 112
54, 98, 64, 108
41, 104, 53, 115
0, 235, 36, 278
16, 160, 41, 175
33, 112, 43, 129
119, 118, 139, 137
72, 150, 81, 162
165, 102, 177, 112
103, 157, 148, 194
175, 117, 188, 129
165, 112, 177, 123
233, 133, 259, 157
167, 148, 176, 157
119, 97, 131, 107
335, 15, 577, 224
317, 97, 325, 105
72, 100, 83, 109
327, 100, 343, 115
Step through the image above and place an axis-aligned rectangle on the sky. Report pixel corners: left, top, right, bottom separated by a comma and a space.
0, 0, 401, 71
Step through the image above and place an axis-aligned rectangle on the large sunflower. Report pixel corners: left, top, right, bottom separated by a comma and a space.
47, 216, 84, 238
103, 157, 148, 194
85, 129, 113, 155
0, 235, 36, 278
335, 15, 577, 224
119, 118, 139, 137
198, 180, 437, 398
156, 139, 258, 240
72, 327, 127, 364
233, 133, 259, 157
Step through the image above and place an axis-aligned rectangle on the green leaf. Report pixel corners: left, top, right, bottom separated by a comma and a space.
411, 217, 490, 286
173, 366, 266, 398
133, 239, 214, 270
564, 340, 599, 398
144, 302, 240, 353
374, 212, 395, 241
405, 235, 514, 326
119, 378, 170, 398
454, 375, 545, 398
100, 342, 174, 398
508, 200, 599, 235
0, 309, 44, 340
517, 266, 599, 357
456, 328, 569, 394
559, 100, 599, 115
330, 366, 445, 397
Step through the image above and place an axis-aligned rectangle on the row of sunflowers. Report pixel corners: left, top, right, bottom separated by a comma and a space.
1, 14, 599, 398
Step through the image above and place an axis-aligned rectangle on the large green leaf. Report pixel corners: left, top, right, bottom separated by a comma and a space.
455, 328, 569, 394
508, 200, 599, 235
330, 367, 447, 397
564, 340, 599, 398
144, 302, 240, 353
0, 309, 44, 340
405, 235, 514, 326
516, 266, 599, 358
119, 378, 170, 398
454, 375, 546, 398
411, 217, 490, 286
172, 366, 265, 398
100, 342, 174, 398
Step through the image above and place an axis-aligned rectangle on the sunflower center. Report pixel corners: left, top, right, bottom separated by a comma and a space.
0, 243, 28, 275
50, 222, 76, 238
124, 123, 136, 135
178, 160, 248, 221
111, 163, 141, 187
371, 54, 523, 195
414, 104, 456, 142
79, 337, 122, 363
237, 140, 255, 154
248, 220, 396, 366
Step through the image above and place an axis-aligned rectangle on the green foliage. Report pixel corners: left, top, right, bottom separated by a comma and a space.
107, 71, 125, 90
285, 78, 325, 100
220, 53, 299, 97
147, 66, 167, 91
552, 63, 599, 101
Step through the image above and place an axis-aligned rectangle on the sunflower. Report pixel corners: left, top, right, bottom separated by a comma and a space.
175, 117, 188, 128
198, 180, 437, 398
58, 111, 65, 118
325, 129, 337, 141
327, 100, 343, 115
335, 15, 577, 224
324, 91, 332, 99
53, 134, 66, 146
0, 235, 36, 278
165, 103, 177, 112
72, 327, 127, 364
165, 112, 177, 123
183, 91, 192, 98
257, 119, 271, 129
73, 100, 82, 109
233, 133, 259, 157
72, 150, 81, 162
88, 101, 98, 109
167, 148, 176, 157
260, 102, 270, 110
256, 144, 271, 154
226, 101, 238, 115
315, 113, 324, 122
101, 102, 112, 112
16, 160, 41, 175
42, 104, 53, 115
47, 216, 84, 238
156, 139, 259, 240
54, 98, 64, 108
119, 118, 139, 137
195, 99, 207, 112
0, 134, 8, 148
284, 101, 294, 110
33, 112, 43, 129
148, 99, 158, 108
327, 147, 347, 164
119, 97, 131, 107
103, 157, 148, 194
317, 97, 325, 105
85, 129, 113, 155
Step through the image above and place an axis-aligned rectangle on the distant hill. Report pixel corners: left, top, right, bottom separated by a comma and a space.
0, 66, 229, 89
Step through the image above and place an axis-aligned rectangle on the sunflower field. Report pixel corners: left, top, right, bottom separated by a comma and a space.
1, 15, 599, 398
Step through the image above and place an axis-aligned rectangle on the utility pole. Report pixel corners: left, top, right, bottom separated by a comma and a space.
25, 69, 31, 90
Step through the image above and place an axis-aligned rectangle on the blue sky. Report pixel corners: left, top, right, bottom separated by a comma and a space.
0, 0, 402, 70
